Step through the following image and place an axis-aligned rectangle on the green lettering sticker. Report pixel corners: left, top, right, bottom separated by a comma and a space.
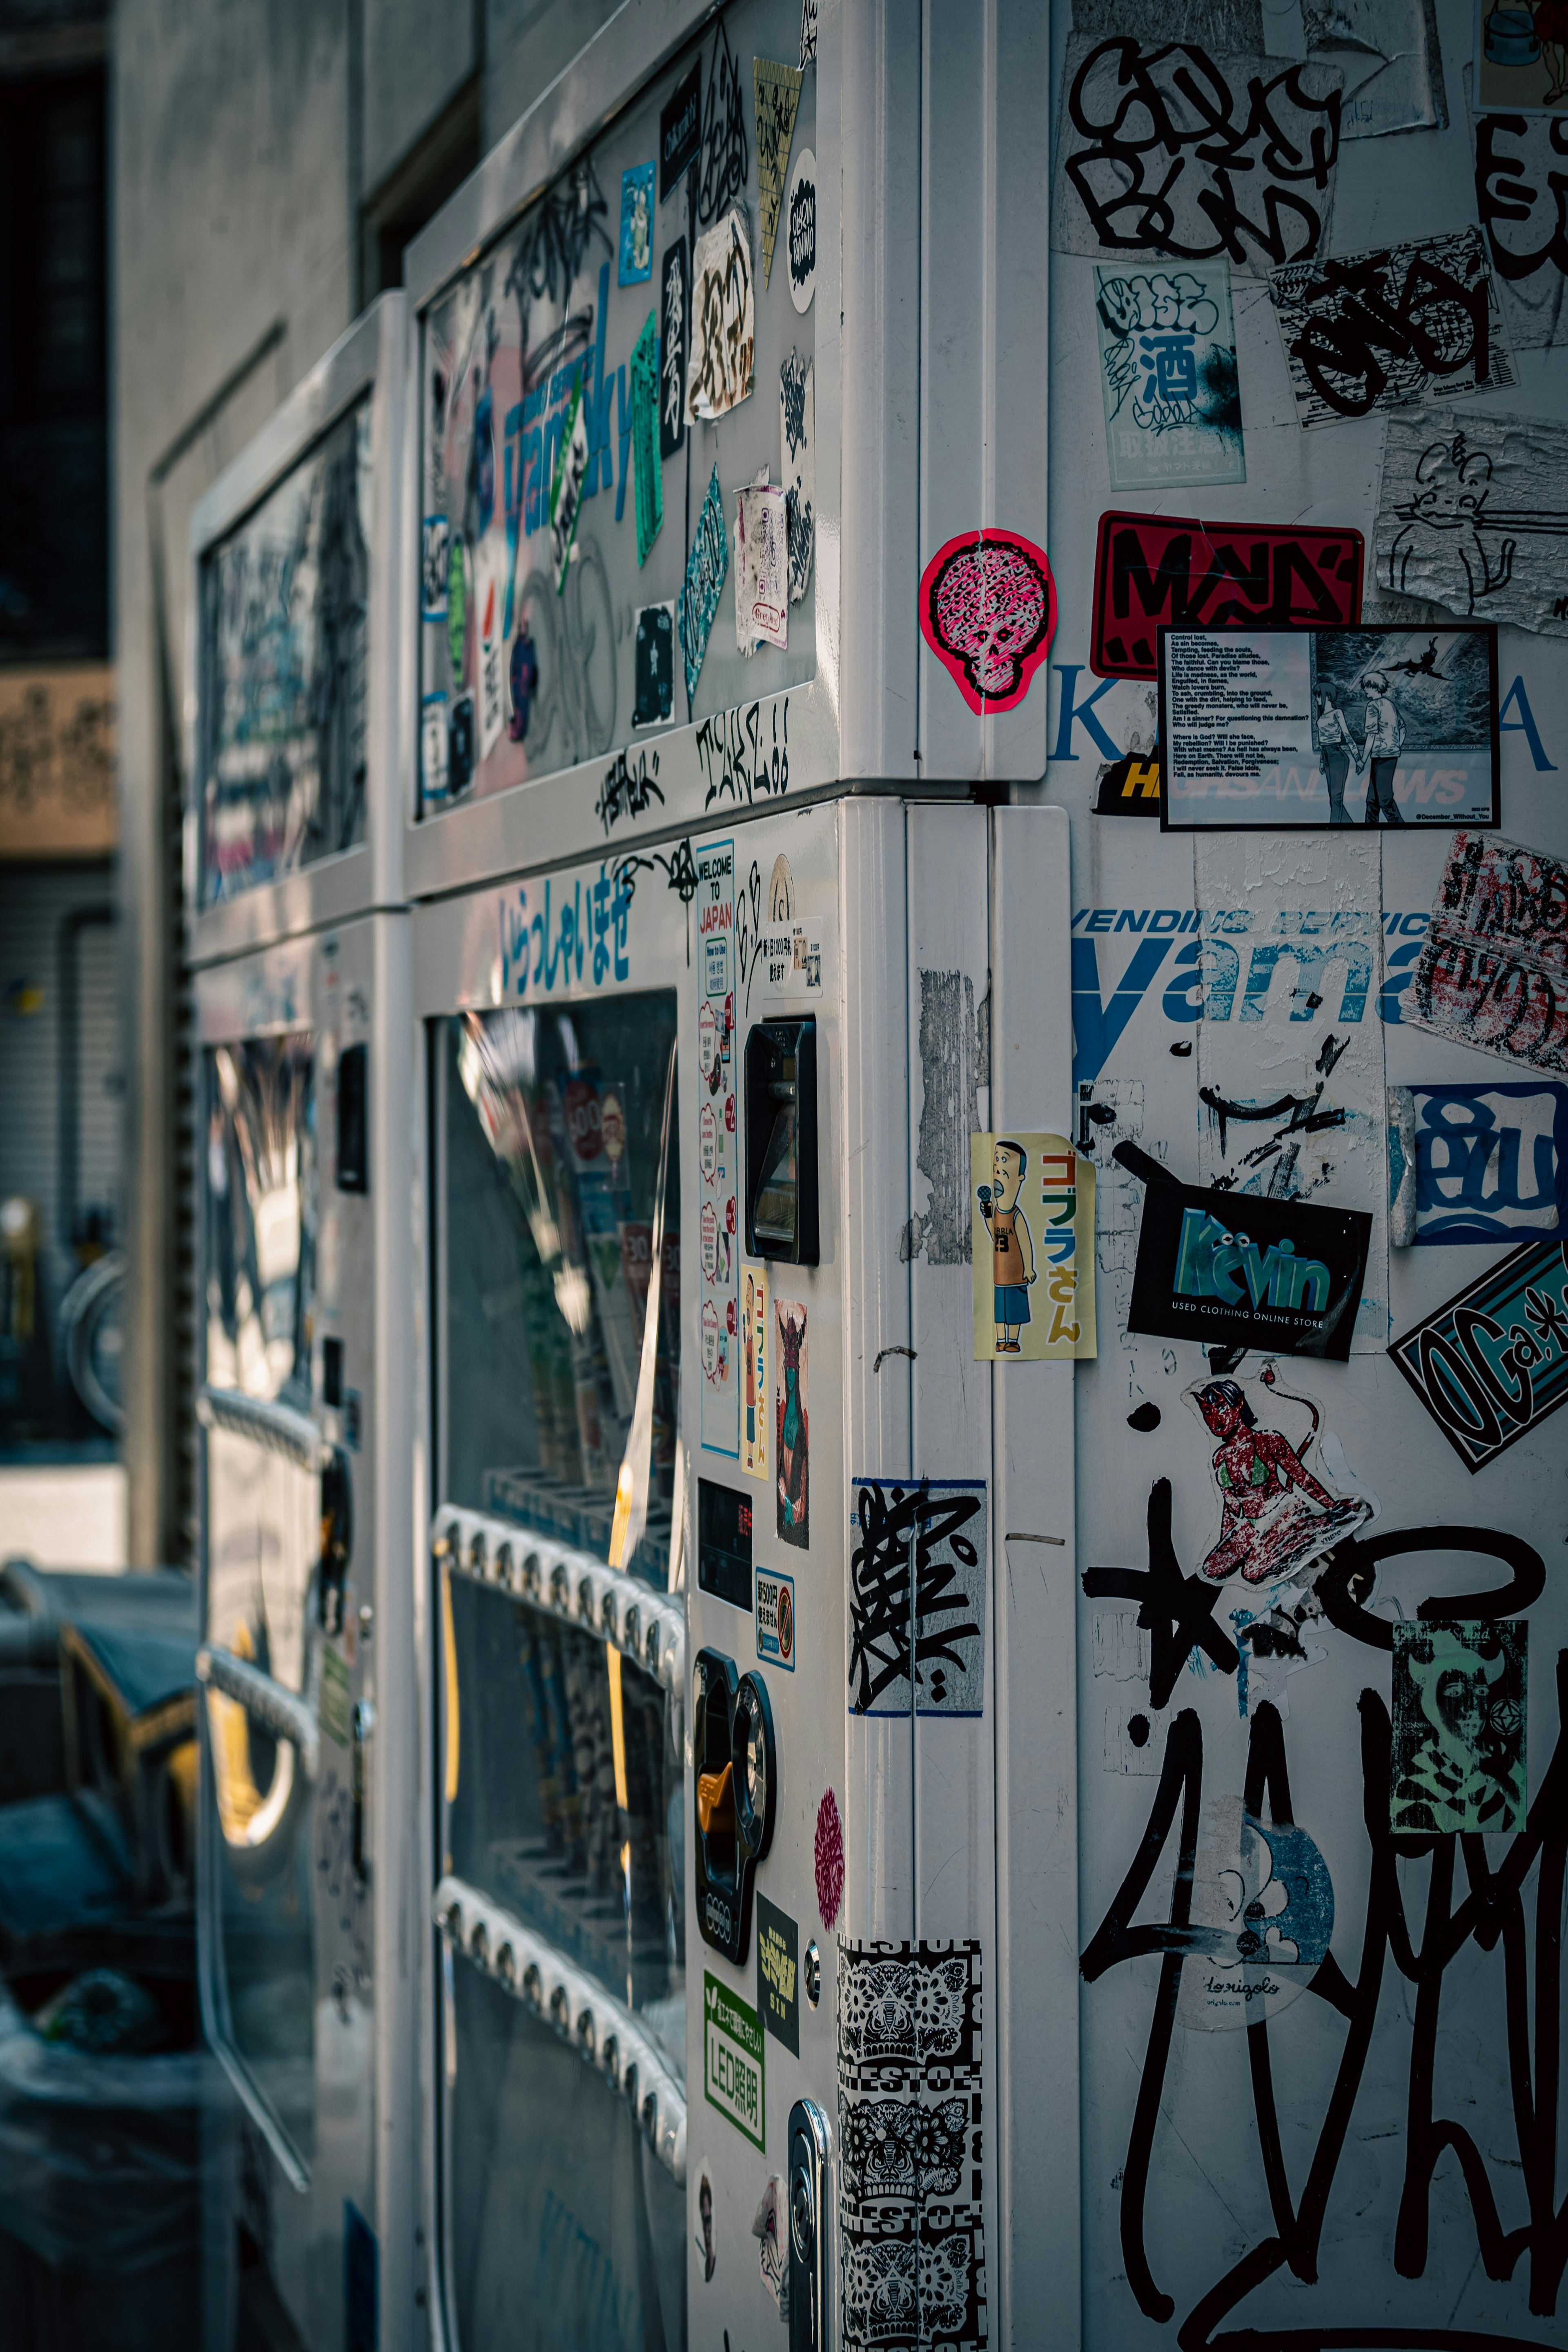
703, 1970, 765, 2151
320, 1646, 352, 1748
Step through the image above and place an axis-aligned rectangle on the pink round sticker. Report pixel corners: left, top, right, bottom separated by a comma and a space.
814, 1787, 844, 1930
918, 528, 1056, 716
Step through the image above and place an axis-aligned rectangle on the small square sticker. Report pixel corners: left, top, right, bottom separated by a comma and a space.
755, 1567, 795, 1670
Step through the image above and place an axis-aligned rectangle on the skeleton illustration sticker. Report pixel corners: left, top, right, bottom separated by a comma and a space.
918, 529, 1056, 716
1185, 1364, 1373, 1587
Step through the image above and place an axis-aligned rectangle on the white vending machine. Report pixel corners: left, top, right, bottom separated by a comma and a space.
403, 4, 1068, 2350
186, 294, 422, 2352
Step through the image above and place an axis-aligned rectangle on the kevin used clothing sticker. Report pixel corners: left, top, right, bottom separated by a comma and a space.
704, 1970, 765, 2150
971, 1132, 1096, 1360
1125, 1165, 1372, 1361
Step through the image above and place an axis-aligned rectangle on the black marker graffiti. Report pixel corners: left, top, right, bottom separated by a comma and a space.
848, 1479, 985, 1715
504, 156, 611, 343
696, 18, 748, 229
1084, 1514, 1562, 2343
610, 837, 700, 907
595, 745, 662, 833
1060, 40, 1341, 271
1082, 1478, 1239, 1711
1270, 230, 1511, 427
695, 697, 790, 810
734, 857, 766, 1014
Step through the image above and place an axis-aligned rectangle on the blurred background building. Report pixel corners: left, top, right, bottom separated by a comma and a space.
113, 0, 623, 1567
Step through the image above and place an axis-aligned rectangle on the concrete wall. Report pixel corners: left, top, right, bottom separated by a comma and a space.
113, 0, 617, 1560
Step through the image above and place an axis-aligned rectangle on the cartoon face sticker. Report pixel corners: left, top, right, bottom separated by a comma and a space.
1178, 1795, 1334, 2031
919, 529, 1057, 715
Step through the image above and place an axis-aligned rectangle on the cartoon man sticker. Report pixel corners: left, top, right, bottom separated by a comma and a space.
978, 1138, 1036, 1354
1356, 669, 1406, 827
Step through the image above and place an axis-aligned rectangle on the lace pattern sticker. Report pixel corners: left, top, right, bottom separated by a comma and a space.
837, 1939, 986, 2350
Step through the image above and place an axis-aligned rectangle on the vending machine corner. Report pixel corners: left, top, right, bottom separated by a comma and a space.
403, 7, 1071, 2351
186, 289, 423, 2352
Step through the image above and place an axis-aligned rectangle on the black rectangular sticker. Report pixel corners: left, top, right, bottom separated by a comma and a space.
756, 1893, 799, 2054
1128, 1178, 1372, 1361
659, 60, 701, 202
698, 1477, 753, 1609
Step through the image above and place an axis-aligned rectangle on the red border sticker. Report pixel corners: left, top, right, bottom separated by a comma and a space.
1091, 510, 1363, 681
918, 528, 1056, 715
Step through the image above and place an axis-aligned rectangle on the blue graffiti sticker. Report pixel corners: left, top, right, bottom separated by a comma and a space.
1391, 1082, 1568, 1246
618, 162, 655, 285
1178, 1796, 1334, 2031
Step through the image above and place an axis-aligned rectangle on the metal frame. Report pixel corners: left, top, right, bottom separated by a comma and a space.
185, 293, 413, 962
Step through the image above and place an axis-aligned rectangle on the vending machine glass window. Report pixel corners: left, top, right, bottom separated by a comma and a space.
197, 398, 373, 905
202, 1034, 324, 2165
436, 995, 685, 2350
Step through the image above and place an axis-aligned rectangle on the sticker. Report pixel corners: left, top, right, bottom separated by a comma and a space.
756, 1893, 800, 2053
735, 476, 788, 653
633, 600, 676, 729
678, 467, 730, 706
660, 60, 701, 203
800, 0, 817, 72
477, 551, 505, 764
1312, 0, 1443, 139
753, 2175, 788, 2315
1476, 0, 1568, 112
618, 161, 655, 284
1374, 407, 1568, 635
1094, 261, 1243, 490
687, 205, 756, 423
1388, 1236, 1568, 1469
704, 1971, 766, 2151
1051, 36, 1343, 273
781, 351, 815, 604
1090, 510, 1364, 681
695, 2169, 717, 2282
742, 1264, 769, 1480
756, 1566, 795, 1671
658, 236, 688, 463
448, 696, 474, 797
837, 1940, 985, 2352
1474, 105, 1568, 350
628, 310, 662, 566
697, 18, 750, 228
1390, 1082, 1568, 1244
1231, 1582, 1330, 1721
918, 530, 1056, 717
1404, 831, 1568, 1074
421, 515, 449, 619
848, 1477, 987, 1717
697, 840, 739, 1450
775, 1301, 809, 1546
445, 535, 469, 685
1183, 1365, 1373, 1590
508, 620, 537, 744
786, 146, 816, 312
547, 379, 588, 594
971, 1132, 1097, 1360
1125, 1171, 1373, 1361
420, 693, 449, 801
1094, 749, 1162, 815
321, 1646, 352, 1747
1175, 1800, 1335, 2031
1392, 1620, 1526, 1833
1268, 229, 1515, 429
815, 1789, 844, 1929
754, 59, 802, 287
1159, 624, 1500, 830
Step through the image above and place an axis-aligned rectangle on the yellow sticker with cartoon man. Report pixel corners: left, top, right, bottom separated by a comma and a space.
971, 1131, 1096, 1361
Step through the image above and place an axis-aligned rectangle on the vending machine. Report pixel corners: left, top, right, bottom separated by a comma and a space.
185, 292, 421, 2352
403, 4, 1068, 2350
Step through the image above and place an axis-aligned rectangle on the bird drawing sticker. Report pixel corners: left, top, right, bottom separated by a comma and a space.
1185, 1362, 1373, 1588
775, 1300, 808, 1547
919, 530, 1056, 717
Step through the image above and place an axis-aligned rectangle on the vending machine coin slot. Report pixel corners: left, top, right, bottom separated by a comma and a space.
693, 1648, 777, 1964
745, 1019, 819, 1263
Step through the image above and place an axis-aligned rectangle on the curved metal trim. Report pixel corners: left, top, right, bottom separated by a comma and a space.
196, 1644, 320, 1781
433, 1873, 686, 2186
430, 1505, 686, 1700
198, 1383, 325, 1471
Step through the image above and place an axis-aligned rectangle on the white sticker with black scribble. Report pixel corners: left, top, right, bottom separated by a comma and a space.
838, 1939, 986, 2351
848, 1477, 987, 1717
1267, 229, 1515, 430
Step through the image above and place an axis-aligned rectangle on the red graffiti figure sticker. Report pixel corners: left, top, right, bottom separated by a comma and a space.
814, 1787, 844, 1929
919, 529, 1056, 715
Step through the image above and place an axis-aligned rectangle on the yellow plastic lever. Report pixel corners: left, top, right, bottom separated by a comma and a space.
697, 1762, 736, 1835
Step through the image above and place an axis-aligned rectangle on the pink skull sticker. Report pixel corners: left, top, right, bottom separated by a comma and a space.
919, 529, 1056, 715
